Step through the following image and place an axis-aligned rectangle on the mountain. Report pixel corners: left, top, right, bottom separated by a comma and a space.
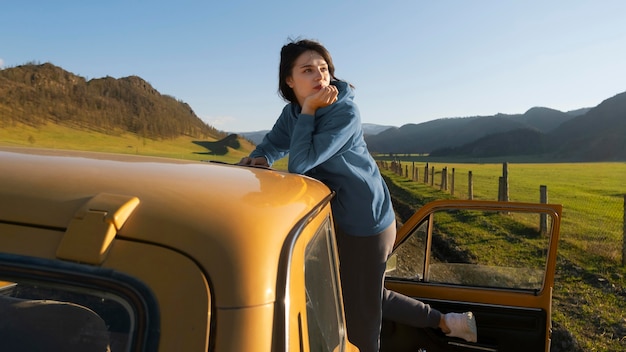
362, 123, 394, 136
547, 91, 626, 160
364, 108, 570, 155
0, 62, 227, 141
517, 107, 575, 132
237, 130, 269, 145
410, 94, 626, 161
429, 128, 547, 158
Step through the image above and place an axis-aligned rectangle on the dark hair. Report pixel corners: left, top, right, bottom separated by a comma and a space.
278, 39, 339, 104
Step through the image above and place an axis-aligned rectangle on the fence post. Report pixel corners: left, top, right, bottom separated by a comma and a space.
440, 167, 446, 190
451, 168, 455, 196
622, 194, 626, 266
468, 171, 473, 200
501, 162, 509, 202
540, 185, 548, 235
424, 163, 429, 184
431, 166, 435, 186
405, 165, 409, 178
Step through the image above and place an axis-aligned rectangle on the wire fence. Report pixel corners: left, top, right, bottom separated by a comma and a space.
378, 159, 626, 266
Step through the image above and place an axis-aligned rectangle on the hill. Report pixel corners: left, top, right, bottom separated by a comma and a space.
429, 128, 546, 158
0, 62, 227, 141
365, 95, 626, 161
426, 92, 626, 161
547, 91, 626, 161
365, 107, 578, 155
237, 130, 269, 146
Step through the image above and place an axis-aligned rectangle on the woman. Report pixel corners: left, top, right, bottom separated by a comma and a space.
239, 38, 477, 351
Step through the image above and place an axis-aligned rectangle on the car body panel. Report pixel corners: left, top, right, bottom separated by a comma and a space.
0, 147, 329, 308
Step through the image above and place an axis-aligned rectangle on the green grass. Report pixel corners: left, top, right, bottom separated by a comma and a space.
0, 123, 253, 163
0, 123, 293, 170
386, 161, 626, 266
379, 158, 626, 351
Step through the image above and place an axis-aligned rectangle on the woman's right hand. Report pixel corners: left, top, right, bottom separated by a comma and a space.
237, 156, 269, 167
301, 85, 338, 115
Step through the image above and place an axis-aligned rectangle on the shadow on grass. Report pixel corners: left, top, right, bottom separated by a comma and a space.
192, 134, 240, 156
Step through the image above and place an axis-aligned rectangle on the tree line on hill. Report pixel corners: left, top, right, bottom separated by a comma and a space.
0, 62, 227, 141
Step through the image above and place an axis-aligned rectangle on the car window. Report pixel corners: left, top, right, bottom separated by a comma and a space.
304, 219, 347, 352
0, 254, 158, 352
387, 207, 555, 291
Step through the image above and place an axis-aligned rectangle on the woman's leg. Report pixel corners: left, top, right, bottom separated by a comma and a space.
336, 221, 450, 351
336, 223, 396, 352
382, 289, 441, 328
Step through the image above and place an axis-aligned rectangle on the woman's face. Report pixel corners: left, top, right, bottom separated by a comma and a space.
286, 50, 331, 106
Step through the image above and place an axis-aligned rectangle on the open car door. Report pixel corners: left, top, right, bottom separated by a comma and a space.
381, 199, 562, 352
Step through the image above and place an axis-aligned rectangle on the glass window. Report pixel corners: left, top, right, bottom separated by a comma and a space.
386, 220, 428, 281
387, 208, 554, 291
0, 255, 158, 352
304, 219, 346, 352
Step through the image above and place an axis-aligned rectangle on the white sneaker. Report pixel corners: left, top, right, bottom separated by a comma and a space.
444, 312, 477, 342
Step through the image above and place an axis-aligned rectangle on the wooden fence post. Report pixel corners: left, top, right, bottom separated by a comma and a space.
431, 166, 435, 186
498, 162, 509, 202
424, 163, 429, 184
622, 194, 626, 266
451, 168, 455, 196
468, 171, 473, 200
540, 185, 548, 235
440, 167, 446, 190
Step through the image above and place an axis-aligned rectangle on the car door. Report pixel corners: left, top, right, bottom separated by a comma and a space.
381, 199, 562, 352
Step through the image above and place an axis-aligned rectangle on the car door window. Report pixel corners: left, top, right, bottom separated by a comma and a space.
0, 254, 159, 352
304, 219, 346, 352
387, 207, 555, 291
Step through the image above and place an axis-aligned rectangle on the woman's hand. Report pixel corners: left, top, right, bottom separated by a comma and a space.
237, 156, 269, 167
301, 85, 338, 115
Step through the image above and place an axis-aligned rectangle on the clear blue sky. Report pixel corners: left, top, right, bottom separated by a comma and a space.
2, 1, 626, 133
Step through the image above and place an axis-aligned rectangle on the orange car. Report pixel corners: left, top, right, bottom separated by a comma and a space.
0, 147, 562, 351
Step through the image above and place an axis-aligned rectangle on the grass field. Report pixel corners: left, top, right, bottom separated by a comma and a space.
0, 123, 254, 162
2, 125, 624, 350
378, 158, 626, 351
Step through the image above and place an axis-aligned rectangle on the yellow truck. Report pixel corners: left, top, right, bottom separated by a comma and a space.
0, 147, 561, 351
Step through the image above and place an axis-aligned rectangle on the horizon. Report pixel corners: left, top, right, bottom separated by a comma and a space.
2, 1, 625, 133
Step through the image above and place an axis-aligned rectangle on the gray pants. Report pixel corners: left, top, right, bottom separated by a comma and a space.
336, 222, 442, 352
